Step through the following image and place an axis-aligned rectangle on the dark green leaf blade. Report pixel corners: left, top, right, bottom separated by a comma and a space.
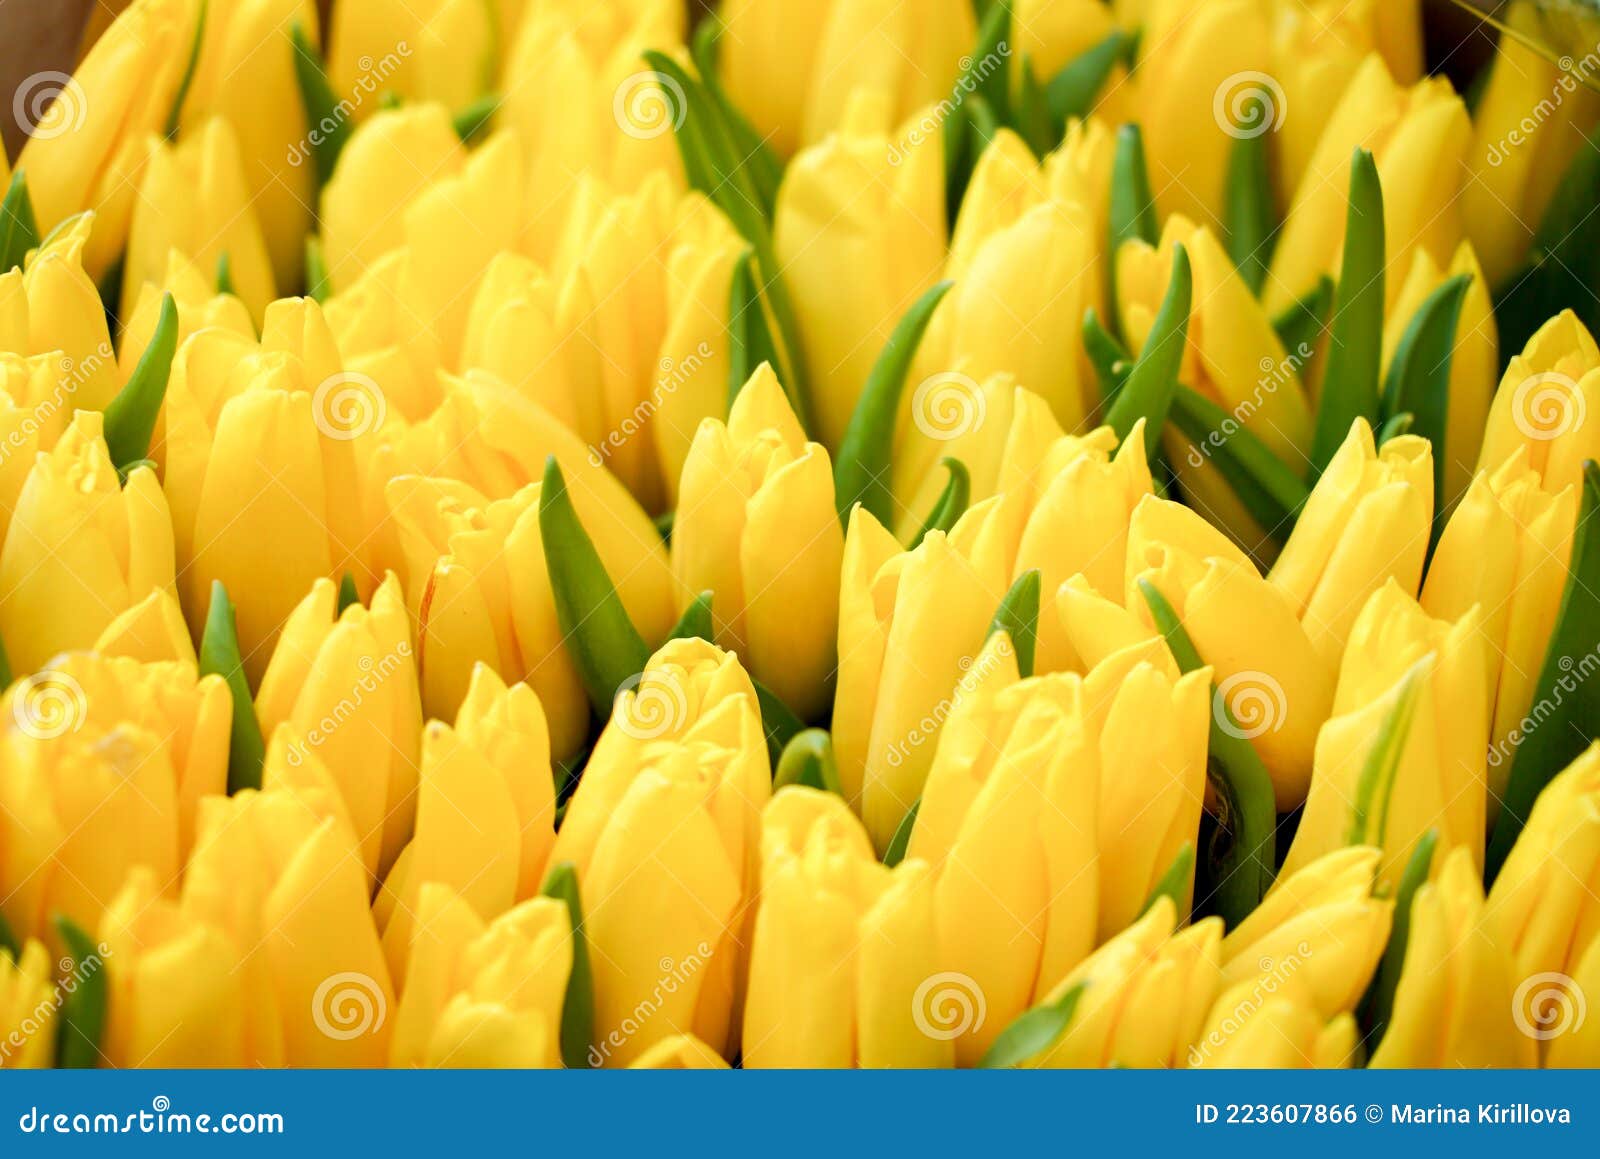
53, 914, 108, 1069
910, 457, 970, 548
102, 293, 179, 471
773, 728, 843, 795
540, 861, 595, 1069
979, 981, 1088, 1068
199, 581, 266, 794
988, 569, 1041, 679
1105, 243, 1191, 452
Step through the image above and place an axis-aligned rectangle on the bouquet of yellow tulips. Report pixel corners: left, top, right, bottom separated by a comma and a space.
3, 0, 1600, 1072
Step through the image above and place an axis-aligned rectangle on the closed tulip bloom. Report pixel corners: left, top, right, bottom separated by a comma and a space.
116, 251, 255, 384
6, 216, 118, 413
255, 574, 422, 878
0, 351, 112, 545
182, 787, 394, 1066
1477, 310, 1600, 499
744, 787, 951, 1068
389, 883, 571, 1069
834, 503, 1010, 851
1382, 242, 1498, 508
99, 868, 248, 1067
775, 94, 947, 450
718, 0, 839, 157
1423, 449, 1574, 798
907, 634, 1098, 1065
0, 411, 175, 675
94, 589, 199, 665
1371, 847, 1536, 1067
1223, 847, 1392, 1018
1268, 419, 1434, 667
328, 0, 492, 119
1266, 54, 1471, 315
1190, 976, 1359, 1068
122, 117, 275, 327
674, 366, 843, 720
1547, 934, 1600, 1067
1023, 897, 1223, 1068
181, 0, 320, 290
630, 1034, 732, 1069
1281, 581, 1490, 889
0, 939, 56, 1068
1126, 495, 1334, 809
549, 638, 769, 1066
14, 0, 196, 279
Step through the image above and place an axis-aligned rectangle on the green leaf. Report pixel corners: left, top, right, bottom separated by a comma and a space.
1345, 663, 1426, 847
1379, 273, 1471, 514
199, 581, 266, 794
1271, 274, 1333, 363
290, 23, 352, 187
0, 629, 10, 690
668, 591, 715, 643
0, 909, 19, 961
164, 0, 208, 138
1107, 123, 1157, 325
833, 280, 955, 525
910, 457, 970, 548
987, 569, 1041, 679
452, 92, 499, 143
304, 235, 331, 303
882, 799, 920, 868
1310, 149, 1385, 476
1045, 30, 1127, 124
979, 980, 1088, 1068
1137, 841, 1195, 920
102, 292, 178, 472
540, 862, 595, 1069
1105, 243, 1191, 452
963, 0, 1013, 122
215, 251, 235, 297
773, 729, 843, 795
53, 914, 108, 1069
690, 16, 783, 218
1082, 306, 1132, 404
1138, 578, 1275, 924
1223, 131, 1274, 295
1488, 461, 1600, 879
1167, 385, 1309, 540
0, 168, 40, 273
754, 680, 806, 766
653, 509, 675, 543
1362, 827, 1436, 1046
336, 572, 361, 614
726, 250, 785, 414
537, 457, 651, 717
1376, 411, 1414, 443
1015, 58, 1056, 158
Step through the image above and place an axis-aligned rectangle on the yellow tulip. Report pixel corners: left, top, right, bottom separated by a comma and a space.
718, 0, 839, 157
0, 349, 115, 546
1371, 847, 1537, 1067
328, 0, 489, 119
1268, 419, 1433, 667
673, 366, 843, 720
1465, 6, 1600, 286
0, 939, 56, 1069
630, 1033, 731, 1069
744, 787, 951, 1068
1477, 309, 1600, 499
321, 250, 446, 428
548, 637, 769, 1066
0, 411, 175, 675
1382, 242, 1498, 508
99, 867, 248, 1067
389, 883, 571, 1068
1266, 54, 1471, 316
94, 588, 198, 665
1023, 897, 1223, 1068
1125, 494, 1334, 809
14, 0, 197, 280
833, 502, 1010, 851
6, 216, 118, 413
1190, 976, 1359, 1068
1423, 449, 1574, 800
181, 0, 320, 290
122, 116, 276, 326
183, 786, 394, 1066
906, 634, 1096, 1065
1547, 934, 1600, 1067
1280, 580, 1490, 889
116, 251, 255, 384
255, 573, 422, 879
774, 95, 947, 450
1012, 1, 1136, 124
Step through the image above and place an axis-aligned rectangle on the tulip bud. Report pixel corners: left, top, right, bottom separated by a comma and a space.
1371, 847, 1536, 1066
1190, 976, 1359, 1068
744, 787, 951, 1068
117, 251, 255, 384
0, 350, 114, 545
548, 638, 770, 1065
1268, 419, 1433, 667
94, 589, 198, 665
0, 939, 56, 1068
10, 216, 118, 413
1281, 581, 1490, 889
1477, 310, 1600, 500
328, 0, 488, 118
673, 366, 843, 720
389, 883, 571, 1068
0, 411, 176, 675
